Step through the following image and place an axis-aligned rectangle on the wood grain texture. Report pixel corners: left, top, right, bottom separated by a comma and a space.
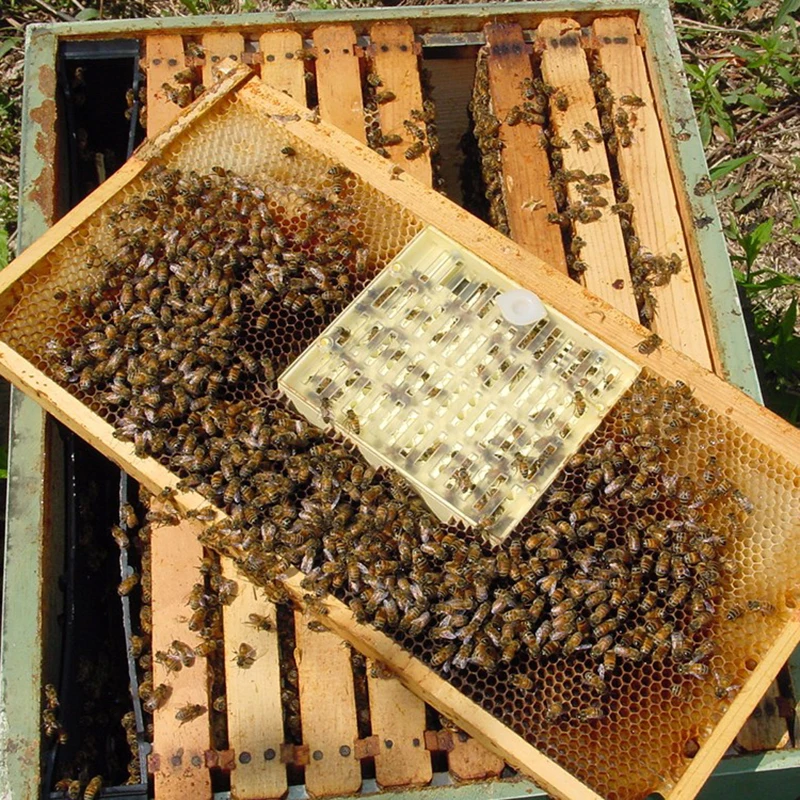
368, 673, 432, 787
538, 17, 639, 320
592, 16, 712, 369
368, 22, 432, 185
145, 34, 187, 137
313, 25, 367, 144
447, 734, 506, 781
259, 30, 307, 102
222, 562, 287, 799
201, 32, 245, 88
735, 680, 790, 752
294, 615, 362, 796
150, 513, 212, 800
483, 23, 566, 272
636, 18, 726, 380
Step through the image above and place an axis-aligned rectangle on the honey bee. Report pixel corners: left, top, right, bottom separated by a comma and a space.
281, 145, 297, 157
143, 682, 172, 713
171, 639, 196, 668
404, 141, 427, 160
234, 643, 257, 669
155, 649, 183, 673
120, 502, 138, 528
578, 703, 605, 722
194, 639, 218, 658
376, 90, 396, 104
726, 604, 745, 621
175, 703, 207, 724
747, 599, 776, 615
83, 776, 103, 800
582, 669, 607, 695
637, 333, 662, 355
344, 409, 361, 434
118, 573, 140, 596
545, 700, 565, 723
245, 613, 273, 631
44, 683, 59, 709
677, 662, 709, 679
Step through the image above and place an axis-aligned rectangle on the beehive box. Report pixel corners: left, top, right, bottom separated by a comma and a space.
2, 49, 800, 800
6, 9, 791, 791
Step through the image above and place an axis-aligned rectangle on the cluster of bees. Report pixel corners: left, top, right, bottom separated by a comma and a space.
117, 495, 231, 749
468, 47, 687, 329
362, 69, 441, 175
53, 775, 103, 800
44, 158, 753, 730
129, 41, 208, 131
469, 55, 510, 236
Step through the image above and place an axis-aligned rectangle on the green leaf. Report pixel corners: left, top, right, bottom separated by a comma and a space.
738, 219, 775, 267
779, 299, 798, 342
0, 37, 21, 59
75, 7, 100, 20
739, 94, 770, 114
733, 180, 777, 213
775, 0, 800, 28
775, 64, 799, 89
0, 226, 8, 270
709, 154, 757, 181
698, 110, 712, 148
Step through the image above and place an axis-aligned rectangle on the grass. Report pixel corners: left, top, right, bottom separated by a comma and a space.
0, 0, 797, 422
675, 0, 800, 422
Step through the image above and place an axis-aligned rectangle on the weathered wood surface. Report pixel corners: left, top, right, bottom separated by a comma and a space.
145, 34, 186, 137
592, 16, 713, 369
222, 563, 287, 799
484, 23, 567, 272
294, 614, 362, 796
368, 22, 432, 185
259, 30, 307, 102
201, 32, 245, 88
538, 17, 639, 320
313, 25, 367, 144
150, 514, 212, 800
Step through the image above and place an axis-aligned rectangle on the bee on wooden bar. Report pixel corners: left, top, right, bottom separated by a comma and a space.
175, 703, 207, 724
404, 141, 427, 161
620, 94, 645, 107
637, 333, 662, 355
234, 643, 257, 669
83, 777, 103, 800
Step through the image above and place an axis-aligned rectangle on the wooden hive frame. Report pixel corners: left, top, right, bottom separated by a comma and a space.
4, 4, 800, 799
2, 58, 800, 800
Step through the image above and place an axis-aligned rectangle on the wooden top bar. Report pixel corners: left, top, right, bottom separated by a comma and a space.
145, 35, 186, 138
592, 16, 713, 370
484, 23, 567, 272
222, 564, 287, 799
294, 615, 362, 796
368, 22, 432, 186
150, 515, 212, 800
313, 25, 367, 144
259, 29, 308, 102
538, 17, 639, 320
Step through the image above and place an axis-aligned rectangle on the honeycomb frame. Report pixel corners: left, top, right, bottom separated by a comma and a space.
0, 66, 799, 800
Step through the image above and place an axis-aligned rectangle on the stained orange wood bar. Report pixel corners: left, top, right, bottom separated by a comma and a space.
484, 23, 567, 272
593, 16, 713, 369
